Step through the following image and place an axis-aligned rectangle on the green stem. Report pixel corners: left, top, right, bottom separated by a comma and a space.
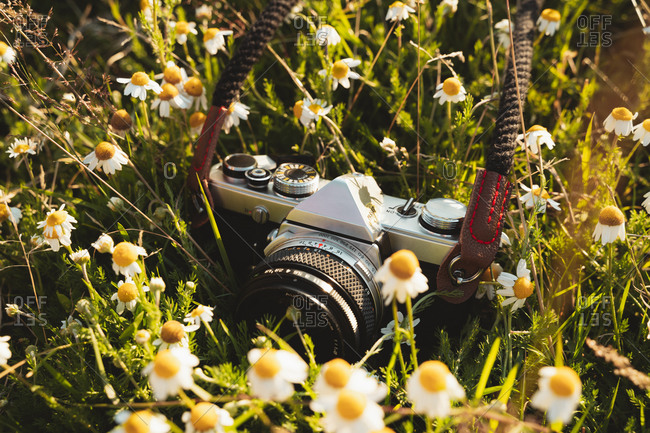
232, 407, 257, 429
607, 243, 621, 350
405, 296, 418, 367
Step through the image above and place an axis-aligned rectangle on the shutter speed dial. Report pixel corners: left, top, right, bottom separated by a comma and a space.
273, 163, 319, 198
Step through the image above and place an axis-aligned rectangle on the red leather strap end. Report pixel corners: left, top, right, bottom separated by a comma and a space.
436, 169, 512, 303
187, 105, 228, 193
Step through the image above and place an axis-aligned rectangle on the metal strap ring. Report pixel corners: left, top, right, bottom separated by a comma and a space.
448, 255, 484, 286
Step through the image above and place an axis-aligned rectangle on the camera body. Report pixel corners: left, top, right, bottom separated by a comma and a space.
209, 154, 467, 359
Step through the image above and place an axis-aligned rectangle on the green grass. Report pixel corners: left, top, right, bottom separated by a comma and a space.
1, 0, 649, 432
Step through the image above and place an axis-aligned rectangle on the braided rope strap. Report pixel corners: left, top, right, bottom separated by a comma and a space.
436, 0, 542, 303
187, 0, 299, 225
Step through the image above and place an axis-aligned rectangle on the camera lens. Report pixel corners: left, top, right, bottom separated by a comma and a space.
223, 153, 257, 180
236, 239, 382, 361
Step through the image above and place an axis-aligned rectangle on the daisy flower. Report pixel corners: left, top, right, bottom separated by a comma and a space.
603, 107, 637, 136
5, 303, 20, 317
135, 329, 151, 345
60, 315, 83, 339
592, 205, 626, 245
111, 279, 148, 315
6, 137, 37, 158
0, 335, 11, 365
184, 305, 214, 332
140, 0, 153, 23
203, 28, 233, 55
151, 83, 191, 117
0, 41, 16, 65
374, 249, 429, 305
380, 137, 398, 157
476, 263, 502, 300
142, 347, 199, 400
632, 118, 650, 146
496, 259, 533, 312
495, 19, 513, 49
406, 360, 466, 418
519, 184, 560, 213
107, 197, 126, 212
379, 311, 420, 345
70, 248, 90, 264
83, 141, 129, 175
111, 241, 147, 277
109, 109, 133, 137
319, 58, 361, 91
385, 1, 415, 22
315, 25, 341, 46
530, 366, 582, 424
153, 320, 189, 350
149, 277, 166, 294
311, 358, 387, 413
500, 232, 511, 247
0, 193, 22, 225
440, 0, 458, 14
116, 72, 163, 101
170, 21, 198, 45
299, 98, 333, 127
222, 102, 250, 134
161, 61, 189, 91
111, 410, 170, 433
537, 9, 561, 36
183, 77, 208, 111
433, 77, 467, 105
643, 192, 650, 214
182, 402, 234, 433
517, 125, 555, 154
247, 348, 308, 401
189, 112, 207, 135
195, 5, 212, 21
36, 204, 77, 252
320, 389, 385, 433
92, 233, 114, 253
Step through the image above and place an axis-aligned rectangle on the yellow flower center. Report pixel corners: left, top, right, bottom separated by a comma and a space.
323, 358, 351, 388
527, 124, 547, 133
159, 83, 179, 101
14, 144, 30, 154
481, 262, 503, 282
117, 282, 138, 302
598, 205, 625, 226
336, 390, 366, 420
46, 210, 67, 227
189, 112, 207, 128
227, 102, 236, 114
531, 187, 550, 199
110, 110, 132, 131
163, 65, 182, 84
191, 402, 219, 430
390, 1, 406, 8
371, 429, 397, 433
123, 411, 153, 433
253, 350, 281, 378
331, 60, 349, 80
191, 306, 205, 317
95, 142, 116, 161
139, 0, 149, 11
643, 119, 650, 132
549, 366, 581, 397
131, 72, 150, 86
611, 107, 633, 121
293, 100, 304, 118
0, 204, 9, 223
160, 320, 186, 344
175, 21, 189, 34
203, 28, 220, 42
442, 77, 462, 96
309, 103, 323, 115
513, 277, 534, 299
0, 42, 8, 56
184, 77, 204, 97
540, 8, 561, 22
112, 242, 139, 267
153, 350, 181, 378
388, 249, 419, 280
418, 360, 449, 392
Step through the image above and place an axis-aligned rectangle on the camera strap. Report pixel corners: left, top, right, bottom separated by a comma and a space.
187, 0, 300, 226
436, 0, 543, 303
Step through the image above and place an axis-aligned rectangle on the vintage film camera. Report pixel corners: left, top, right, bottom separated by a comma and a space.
208, 153, 467, 360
